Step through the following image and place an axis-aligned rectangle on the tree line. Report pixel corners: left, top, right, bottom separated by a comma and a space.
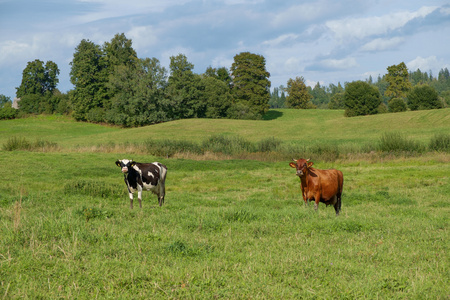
1, 33, 449, 122
272, 62, 449, 116
3, 33, 270, 125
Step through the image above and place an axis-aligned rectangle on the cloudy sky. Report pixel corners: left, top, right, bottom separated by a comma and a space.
1, 0, 449, 100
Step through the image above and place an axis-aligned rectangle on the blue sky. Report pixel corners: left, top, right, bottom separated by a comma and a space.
1, 0, 449, 100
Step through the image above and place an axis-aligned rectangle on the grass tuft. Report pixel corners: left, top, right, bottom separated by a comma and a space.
378, 132, 425, 153
2, 136, 58, 151
429, 133, 450, 152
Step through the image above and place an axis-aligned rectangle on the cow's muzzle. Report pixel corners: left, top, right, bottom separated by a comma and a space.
296, 170, 303, 176
121, 167, 128, 173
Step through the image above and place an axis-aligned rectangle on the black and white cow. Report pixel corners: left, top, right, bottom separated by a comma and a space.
115, 159, 167, 208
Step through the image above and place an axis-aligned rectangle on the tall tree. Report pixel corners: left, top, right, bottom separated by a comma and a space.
230, 52, 271, 118
344, 81, 381, 117
311, 82, 328, 107
16, 59, 60, 98
69, 39, 108, 120
385, 62, 412, 99
200, 76, 233, 118
286, 76, 312, 109
167, 54, 204, 119
103, 33, 138, 72
105, 57, 168, 126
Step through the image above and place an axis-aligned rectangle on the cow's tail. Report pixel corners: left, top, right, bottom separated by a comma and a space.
336, 170, 344, 215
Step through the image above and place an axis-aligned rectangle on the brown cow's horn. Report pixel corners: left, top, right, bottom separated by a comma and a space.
306, 158, 310, 161
292, 158, 297, 162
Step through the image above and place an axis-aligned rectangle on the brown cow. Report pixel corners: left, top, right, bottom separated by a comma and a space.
289, 158, 343, 215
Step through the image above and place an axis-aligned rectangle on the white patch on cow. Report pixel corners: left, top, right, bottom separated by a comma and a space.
147, 171, 154, 178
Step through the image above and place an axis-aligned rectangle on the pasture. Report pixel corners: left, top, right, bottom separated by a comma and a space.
0, 109, 449, 298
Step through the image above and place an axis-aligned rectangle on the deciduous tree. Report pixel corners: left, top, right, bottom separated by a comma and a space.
167, 54, 204, 119
286, 77, 312, 109
385, 62, 412, 99
230, 52, 271, 118
16, 59, 60, 98
344, 81, 381, 117
69, 39, 108, 120
105, 57, 168, 126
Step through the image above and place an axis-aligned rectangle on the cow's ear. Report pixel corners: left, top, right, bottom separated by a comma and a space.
115, 160, 121, 167
130, 161, 136, 167
307, 162, 314, 168
289, 162, 297, 168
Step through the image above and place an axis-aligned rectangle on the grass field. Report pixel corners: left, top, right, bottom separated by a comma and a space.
0, 109, 449, 298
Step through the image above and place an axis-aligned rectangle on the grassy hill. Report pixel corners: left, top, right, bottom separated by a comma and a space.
1, 108, 449, 154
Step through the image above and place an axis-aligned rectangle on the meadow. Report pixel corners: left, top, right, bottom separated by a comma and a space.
0, 109, 449, 298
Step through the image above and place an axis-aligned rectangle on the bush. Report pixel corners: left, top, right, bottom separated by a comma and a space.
0, 106, 17, 119
429, 133, 450, 152
378, 103, 388, 114
388, 98, 407, 113
407, 85, 442, 111
86, 107, 106, 123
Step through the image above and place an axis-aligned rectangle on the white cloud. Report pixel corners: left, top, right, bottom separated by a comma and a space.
272, 3, 323, 27
262, 34, 299, 47
360, 37, 404, 52
320, 57, 358, 70
0, 41, 30, 67
126, 26, 159, 52
72, 0, 192, 24
326, 6, 437, 41
407, 56, 440, 72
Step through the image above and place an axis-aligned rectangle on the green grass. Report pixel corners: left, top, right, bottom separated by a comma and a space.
0, 151, 448, 298
1, 109, 449, 150
0, 109, 449, 298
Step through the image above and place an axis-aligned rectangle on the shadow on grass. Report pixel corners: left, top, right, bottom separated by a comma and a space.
263, 110, 283, 120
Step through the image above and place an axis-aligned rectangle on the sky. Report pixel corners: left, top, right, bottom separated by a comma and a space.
1, 0, 450, 100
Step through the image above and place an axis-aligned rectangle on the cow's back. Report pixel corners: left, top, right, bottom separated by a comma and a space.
313, 168, 342, 201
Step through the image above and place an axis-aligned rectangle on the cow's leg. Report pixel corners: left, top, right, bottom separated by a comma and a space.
334, 193, 342, 216
314, 193, 320, 211
159, 167, 167, 206
159, 183, 165, 206
137, 186, 143, 208
334, 197, 340, 215
129, 192, 134, 209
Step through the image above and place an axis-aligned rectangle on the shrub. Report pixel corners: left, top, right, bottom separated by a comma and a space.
86, 107, 106, 123
0, 107, 17, 120
388, 98, 407, 113
407, 85, 442, 111
378, 103, 388, 114
429, 133, 450, 152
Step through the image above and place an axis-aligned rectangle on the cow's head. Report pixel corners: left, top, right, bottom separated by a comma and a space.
115, 159, 135, 174
289, 158, 313, 177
